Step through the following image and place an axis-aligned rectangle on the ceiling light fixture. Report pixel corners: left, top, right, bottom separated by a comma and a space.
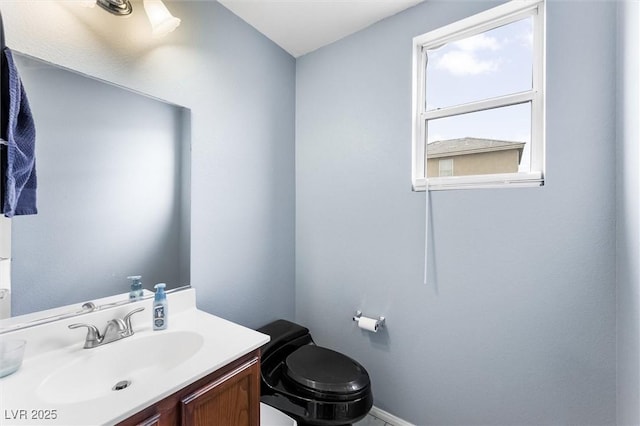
90, 0, 181, 38
96, 0, 133, 16
143, 0, 181, 38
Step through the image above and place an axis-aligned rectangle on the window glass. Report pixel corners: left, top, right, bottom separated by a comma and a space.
438, 159, 454, 177
425, 17, 533, 110
426, 103, 531, 177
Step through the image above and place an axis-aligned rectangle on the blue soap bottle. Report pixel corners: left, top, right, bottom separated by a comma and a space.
153, 283, 168, 330
127, 275, 144, 301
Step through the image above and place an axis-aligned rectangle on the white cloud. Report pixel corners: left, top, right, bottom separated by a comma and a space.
452, 33, 501, 52
430, 33, 503, 76
434, 51, 500, 76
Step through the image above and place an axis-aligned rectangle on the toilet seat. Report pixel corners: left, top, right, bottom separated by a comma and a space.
284, 345, 370, 397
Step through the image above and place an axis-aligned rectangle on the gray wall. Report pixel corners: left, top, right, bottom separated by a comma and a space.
616, 0, 640, 424
4, 0, 631, 423
295, 1, 617, 424
2, 1, 296, 328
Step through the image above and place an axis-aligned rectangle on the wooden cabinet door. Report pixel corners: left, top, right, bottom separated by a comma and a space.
181, 356, 260, 426
135, 413, 162, 426
117, 394, 178, 426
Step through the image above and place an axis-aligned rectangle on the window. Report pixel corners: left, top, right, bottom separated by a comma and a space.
438, 159, 453, 177
412, 0, 545, 191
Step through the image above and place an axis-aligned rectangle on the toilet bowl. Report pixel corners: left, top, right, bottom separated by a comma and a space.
257, 319, 373, 426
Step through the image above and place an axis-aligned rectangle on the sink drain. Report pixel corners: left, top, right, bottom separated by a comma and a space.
112, 380, 132, 391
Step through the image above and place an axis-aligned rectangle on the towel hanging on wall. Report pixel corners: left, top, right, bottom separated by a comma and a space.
1, 41, 37, 217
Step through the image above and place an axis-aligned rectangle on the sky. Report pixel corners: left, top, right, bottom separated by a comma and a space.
425, 16, 534, 172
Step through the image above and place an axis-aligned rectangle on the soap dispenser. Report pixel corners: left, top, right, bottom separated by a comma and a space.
153, 283, 168, 330
127, 275, 144, 301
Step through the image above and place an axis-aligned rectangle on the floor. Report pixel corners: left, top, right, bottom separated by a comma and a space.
353, 413, 396, 426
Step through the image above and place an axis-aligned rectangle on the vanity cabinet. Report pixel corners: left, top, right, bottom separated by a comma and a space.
117, 350, 261, 426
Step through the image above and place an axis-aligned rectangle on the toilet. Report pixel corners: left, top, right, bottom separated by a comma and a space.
257, 319, 373, 426
261, 402, 298, 426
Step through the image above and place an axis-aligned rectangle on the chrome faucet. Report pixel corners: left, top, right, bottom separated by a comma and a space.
68, 307, 145, 349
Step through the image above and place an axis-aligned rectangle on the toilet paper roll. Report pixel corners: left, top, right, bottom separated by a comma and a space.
357, 316, 379, 333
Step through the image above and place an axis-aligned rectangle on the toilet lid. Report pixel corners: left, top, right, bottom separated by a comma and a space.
284, 345, 370, 395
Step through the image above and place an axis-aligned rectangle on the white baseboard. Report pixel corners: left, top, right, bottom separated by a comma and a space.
369, 406, 414, 426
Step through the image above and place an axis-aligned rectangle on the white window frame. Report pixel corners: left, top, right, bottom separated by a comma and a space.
411, 0, 546, 191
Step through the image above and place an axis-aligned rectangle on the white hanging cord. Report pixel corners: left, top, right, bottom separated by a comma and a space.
423, 186, 430, 285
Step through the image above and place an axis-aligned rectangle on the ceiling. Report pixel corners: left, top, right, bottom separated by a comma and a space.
216, 0, 424, 57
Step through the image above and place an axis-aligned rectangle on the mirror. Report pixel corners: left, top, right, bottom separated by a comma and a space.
7, 52, 190, 317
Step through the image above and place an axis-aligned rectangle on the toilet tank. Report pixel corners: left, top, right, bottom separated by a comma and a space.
257, 319, 313, 364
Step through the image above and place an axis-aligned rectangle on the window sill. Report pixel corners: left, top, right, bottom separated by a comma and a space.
412, 172, 544, 192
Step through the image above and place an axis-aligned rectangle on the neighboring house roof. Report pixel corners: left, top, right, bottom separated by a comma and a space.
427, 137, 526, 159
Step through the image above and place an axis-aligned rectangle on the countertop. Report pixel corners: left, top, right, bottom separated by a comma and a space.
0, 288, 269, 425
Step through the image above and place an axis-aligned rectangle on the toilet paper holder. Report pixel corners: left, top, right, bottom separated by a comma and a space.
352, 311, 385, 330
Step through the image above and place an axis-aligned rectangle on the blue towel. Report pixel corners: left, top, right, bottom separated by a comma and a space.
2, 48, 37, 217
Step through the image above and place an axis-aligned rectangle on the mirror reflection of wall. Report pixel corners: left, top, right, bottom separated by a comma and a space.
10, 53, 190, 316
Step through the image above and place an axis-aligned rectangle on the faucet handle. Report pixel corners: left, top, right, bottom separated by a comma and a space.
122, 307, 145, 335
69, 323, 102, 348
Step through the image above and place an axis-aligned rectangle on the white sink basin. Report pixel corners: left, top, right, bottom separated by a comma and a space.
37, 331, 204, 404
